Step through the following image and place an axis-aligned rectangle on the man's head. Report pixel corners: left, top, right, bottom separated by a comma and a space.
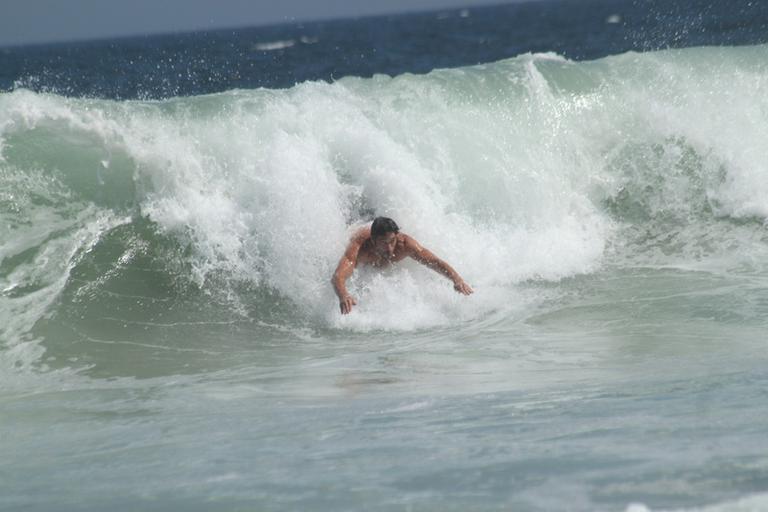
370, 217, 399, 259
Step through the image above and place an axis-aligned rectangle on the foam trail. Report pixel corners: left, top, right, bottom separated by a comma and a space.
627, 492, 768, 511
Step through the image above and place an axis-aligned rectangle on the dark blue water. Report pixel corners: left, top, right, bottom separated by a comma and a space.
2, 0, 768, 99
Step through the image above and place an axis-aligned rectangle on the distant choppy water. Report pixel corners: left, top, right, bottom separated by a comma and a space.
2, 0, 768, 98
3, 1, 768, 511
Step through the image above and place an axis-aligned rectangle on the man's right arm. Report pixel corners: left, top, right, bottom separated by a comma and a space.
331, 234, 364, 314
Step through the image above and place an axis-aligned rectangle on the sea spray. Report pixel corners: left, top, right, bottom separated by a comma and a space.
1, 45, 768, 370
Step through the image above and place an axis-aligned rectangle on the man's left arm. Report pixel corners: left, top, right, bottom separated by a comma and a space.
404, 235, 474, 295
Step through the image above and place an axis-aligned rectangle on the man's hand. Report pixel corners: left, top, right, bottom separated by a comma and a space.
453, 280, 474, 295
340, 295, 358, 315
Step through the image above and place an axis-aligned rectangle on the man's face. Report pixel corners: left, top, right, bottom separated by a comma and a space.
372, 232, 397, 259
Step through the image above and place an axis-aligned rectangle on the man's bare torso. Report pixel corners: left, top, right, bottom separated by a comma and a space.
355, 229, 410, 267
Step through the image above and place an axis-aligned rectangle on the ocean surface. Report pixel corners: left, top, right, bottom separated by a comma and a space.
2, 0, 768, 510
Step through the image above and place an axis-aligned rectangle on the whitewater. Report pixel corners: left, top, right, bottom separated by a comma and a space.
3, 43, 768, 511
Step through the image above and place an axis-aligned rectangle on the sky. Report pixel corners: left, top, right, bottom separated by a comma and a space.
0, 0, 529, 48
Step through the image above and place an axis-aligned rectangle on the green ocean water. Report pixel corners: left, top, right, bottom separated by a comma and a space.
3, 44, 768, 511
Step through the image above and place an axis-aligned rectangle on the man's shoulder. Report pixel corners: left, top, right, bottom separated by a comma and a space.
350, 226, 372, 244
399, 233, 423, 253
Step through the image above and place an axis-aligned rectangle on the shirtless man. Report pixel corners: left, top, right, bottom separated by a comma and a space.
331, 217, 473, 314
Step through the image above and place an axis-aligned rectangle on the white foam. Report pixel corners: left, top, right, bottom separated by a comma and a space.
3, 45, 768, 333
96, 68, 611, 328
627, 492, 768, 512
253, 40, 295, 51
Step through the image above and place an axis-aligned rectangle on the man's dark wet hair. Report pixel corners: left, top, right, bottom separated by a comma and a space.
371, 217, 399, 238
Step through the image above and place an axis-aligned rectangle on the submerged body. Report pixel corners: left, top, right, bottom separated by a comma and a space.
332, 218, 473, 314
